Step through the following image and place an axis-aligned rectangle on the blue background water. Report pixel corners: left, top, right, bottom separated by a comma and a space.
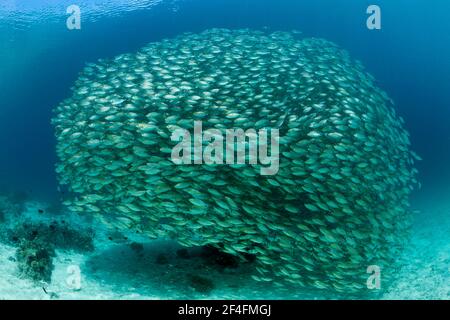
0, 0, 449, 205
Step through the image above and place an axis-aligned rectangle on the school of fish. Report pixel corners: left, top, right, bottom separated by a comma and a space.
52, 29, 420, 294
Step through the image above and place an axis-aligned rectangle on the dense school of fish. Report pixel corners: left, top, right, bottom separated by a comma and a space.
52, 29, 420, 293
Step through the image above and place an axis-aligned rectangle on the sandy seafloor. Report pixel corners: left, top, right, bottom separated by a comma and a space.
0, 190, 449, 300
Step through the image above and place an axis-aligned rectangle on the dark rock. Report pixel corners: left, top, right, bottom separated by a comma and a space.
176, 248, 190, 259
188, 274, 215, 294
156, 253, 169, 265
201, 246, 239, 268
129, 242, 144, 254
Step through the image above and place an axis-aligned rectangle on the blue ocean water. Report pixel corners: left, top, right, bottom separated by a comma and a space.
0, 0, 449, 299
1, 0, 449, 201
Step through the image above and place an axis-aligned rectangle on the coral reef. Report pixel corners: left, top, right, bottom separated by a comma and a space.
16, 237, 55, 283
6, 220, 94, 283
7, 221, 94, 253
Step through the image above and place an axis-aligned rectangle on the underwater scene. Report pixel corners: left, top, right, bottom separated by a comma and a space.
0, 0, 449, 300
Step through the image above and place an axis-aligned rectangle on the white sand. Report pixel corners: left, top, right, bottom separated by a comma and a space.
382, 193, 450, 299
